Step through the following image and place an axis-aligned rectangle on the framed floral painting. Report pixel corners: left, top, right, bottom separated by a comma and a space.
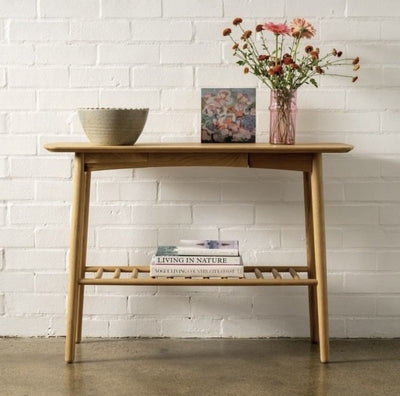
201, 88, 256, 143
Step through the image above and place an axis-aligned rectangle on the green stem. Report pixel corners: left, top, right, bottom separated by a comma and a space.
233, 50, 273, 89
260, 31, 271, 56
291, 37, 301, 61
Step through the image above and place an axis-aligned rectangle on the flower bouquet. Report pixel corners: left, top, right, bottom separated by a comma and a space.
223, 18, 360, 144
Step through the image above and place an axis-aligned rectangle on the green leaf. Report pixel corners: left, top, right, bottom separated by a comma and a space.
310, 78, 318, 88
236, 60, 245, 66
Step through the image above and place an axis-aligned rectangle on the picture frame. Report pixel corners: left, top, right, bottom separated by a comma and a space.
201, 88, 256, 143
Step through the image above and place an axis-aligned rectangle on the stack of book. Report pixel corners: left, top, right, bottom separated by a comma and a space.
150, 240, 243, 278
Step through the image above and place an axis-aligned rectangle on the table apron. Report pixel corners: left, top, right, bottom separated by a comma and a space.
83, 152, 314, 172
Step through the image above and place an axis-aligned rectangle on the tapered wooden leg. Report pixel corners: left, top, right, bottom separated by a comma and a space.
310, 153, 330, 363
65, 153, 86, 363
303, 171, 319, 343
75, 171, 91, 344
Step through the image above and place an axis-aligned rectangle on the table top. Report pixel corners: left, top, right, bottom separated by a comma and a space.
44, 142, 353, 154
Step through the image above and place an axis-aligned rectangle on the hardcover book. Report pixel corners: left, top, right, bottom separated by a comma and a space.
156, 240, 239, 257
150, 265, 244, 278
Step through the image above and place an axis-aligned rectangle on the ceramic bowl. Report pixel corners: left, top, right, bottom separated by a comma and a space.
78, 108, 149, 145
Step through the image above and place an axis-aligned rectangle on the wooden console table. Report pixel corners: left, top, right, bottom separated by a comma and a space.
44, 142, 353, 363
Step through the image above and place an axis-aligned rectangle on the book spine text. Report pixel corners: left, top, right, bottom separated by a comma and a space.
152, 255, 241, 265
150, 265, 244, 277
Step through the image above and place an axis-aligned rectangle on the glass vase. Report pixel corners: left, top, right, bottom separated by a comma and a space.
269, 89, 297, 145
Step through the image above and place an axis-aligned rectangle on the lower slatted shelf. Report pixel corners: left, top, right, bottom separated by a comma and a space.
80, 266, 317, 286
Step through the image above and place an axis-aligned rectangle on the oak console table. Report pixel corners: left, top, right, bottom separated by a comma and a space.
44, 142, 353, 363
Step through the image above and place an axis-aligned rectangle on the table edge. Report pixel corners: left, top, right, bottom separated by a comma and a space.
44, 142, 354, 154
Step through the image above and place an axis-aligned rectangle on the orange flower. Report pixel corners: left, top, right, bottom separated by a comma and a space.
232, 43, 239, 50
291, 18, 316, 39
244, 67, 249, 74
353, 57, 360, 65
255, 24, 263, 32
282, 54, 293, 65
233, 17, 243, 26
223, 28, 231, 37
305, 45, 313, 53
352, 76, 358, 83
353, 64, 360, 71
241, 30, 252, 40
269, 65, 283, 75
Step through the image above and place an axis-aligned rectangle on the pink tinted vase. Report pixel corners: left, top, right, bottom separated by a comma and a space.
269, 89, 297, 145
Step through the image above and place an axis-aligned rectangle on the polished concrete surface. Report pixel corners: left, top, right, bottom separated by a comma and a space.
1, 338, 400, 396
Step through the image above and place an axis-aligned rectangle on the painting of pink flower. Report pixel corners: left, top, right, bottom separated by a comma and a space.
262, 22, 291, 36
201, 88, 256, 143
290, 18, 316, 39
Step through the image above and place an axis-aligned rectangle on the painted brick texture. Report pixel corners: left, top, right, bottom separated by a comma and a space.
0, 0, 399, 338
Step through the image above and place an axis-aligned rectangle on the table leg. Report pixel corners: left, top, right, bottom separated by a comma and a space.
303, 171, 319, 344
75, 171, 91, 344
65, 153, 86, 363
310, 153, 330, 363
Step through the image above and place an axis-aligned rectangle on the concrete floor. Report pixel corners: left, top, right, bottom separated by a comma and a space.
1, 338, 400, 396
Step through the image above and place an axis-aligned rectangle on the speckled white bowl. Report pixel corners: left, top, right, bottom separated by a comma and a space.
78, 108, 149, 145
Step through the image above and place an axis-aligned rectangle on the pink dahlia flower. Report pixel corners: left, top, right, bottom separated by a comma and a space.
290, 18, 316, 39
262, 22, 291, 36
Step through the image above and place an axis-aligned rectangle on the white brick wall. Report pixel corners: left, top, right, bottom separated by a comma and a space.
1, 0, 399, 338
